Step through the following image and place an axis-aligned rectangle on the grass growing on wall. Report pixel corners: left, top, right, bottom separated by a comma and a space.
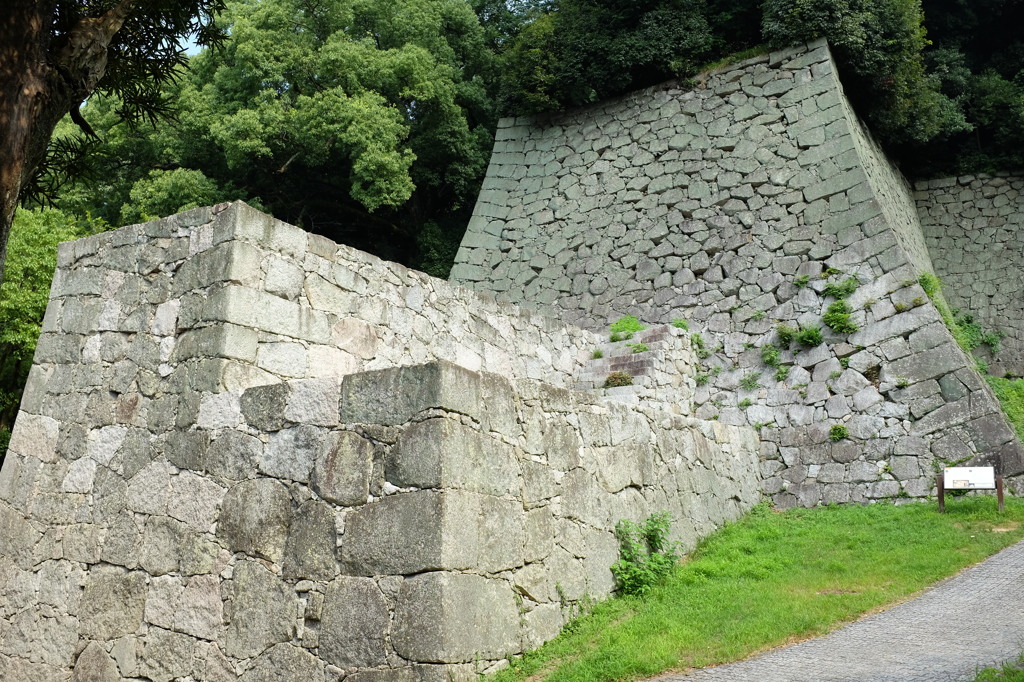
986, 376, 1024, 443
492, 499, 1024, 682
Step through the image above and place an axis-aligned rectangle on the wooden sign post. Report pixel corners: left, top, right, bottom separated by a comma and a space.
937, 466, 1004, 513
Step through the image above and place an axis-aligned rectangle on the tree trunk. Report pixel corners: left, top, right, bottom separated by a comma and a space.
0, 0, 135, 288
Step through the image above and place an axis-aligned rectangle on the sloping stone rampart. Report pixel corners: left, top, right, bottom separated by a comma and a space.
0, 203, 758, 679
916, 175, 1024, 376
452, 39, 1024, 504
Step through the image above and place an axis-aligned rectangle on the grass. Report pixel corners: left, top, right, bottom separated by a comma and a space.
987, 376, 1024, 442
492, 498, 1024, 682
974, 654, 1024, 681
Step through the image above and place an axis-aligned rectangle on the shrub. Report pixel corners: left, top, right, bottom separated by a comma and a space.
823, 300, 859, 334
823, 277, 859, 299
774, 365, 791, 382
740, 372, 761, 390
610, 512, 681, 596
611, 315, 647, 336
604, 371, 634, 388
695, 373, 710, 386
796, 325, 824, 347
794, 274, 810, 288
627, 342, 649, 354
671, 318, 689, 331
691, 333, 711, 359
776, 324, 798, 346
738, 397, 753, 409
918, 272, 941, 297
761, 343, 781, 367
592, 349, 604, 359
830, 424, 849, 441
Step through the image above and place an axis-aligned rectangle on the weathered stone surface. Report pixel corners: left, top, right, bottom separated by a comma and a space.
79, 565, 147, 641
240, 643, 323, 681
72, 641, 120, 682
340, 361, 481, 425
387, 418, 518, 496
393, 572, 519, 663
217, 478, 292, 562
223, 560, 294, 659
319, 576, 390, 668
259, 424, 323, 483
309, 431, 374, 506
282, 499, 337, 581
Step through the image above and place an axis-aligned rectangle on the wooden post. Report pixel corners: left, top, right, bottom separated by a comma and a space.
938, 472, 945, 514
997, 476, 1005, 513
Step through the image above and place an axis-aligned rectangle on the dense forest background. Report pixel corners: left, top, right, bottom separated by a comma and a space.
3, 0, 1024, 451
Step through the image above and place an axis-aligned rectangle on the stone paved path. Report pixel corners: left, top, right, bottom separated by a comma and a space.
651, 539, 1024, 681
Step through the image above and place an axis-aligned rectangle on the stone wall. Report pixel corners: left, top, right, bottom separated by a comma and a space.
0, 203, 759, 680
917, 175, 1024, 376
452, 39, 1024, 504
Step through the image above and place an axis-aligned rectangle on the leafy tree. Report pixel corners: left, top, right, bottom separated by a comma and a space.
762, 0, 968, 147
67, 0, 498, 265
0, 0, 225, 288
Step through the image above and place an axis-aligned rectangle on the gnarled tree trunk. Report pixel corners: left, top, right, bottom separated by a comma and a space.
0, 0, 134, 287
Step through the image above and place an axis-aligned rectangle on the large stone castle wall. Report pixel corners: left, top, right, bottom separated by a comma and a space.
916, 175, 1024, 377
0, 202, 758, 680
452, 39, 1024, 506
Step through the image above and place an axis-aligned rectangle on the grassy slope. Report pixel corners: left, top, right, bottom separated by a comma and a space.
494, 498, 1024, 682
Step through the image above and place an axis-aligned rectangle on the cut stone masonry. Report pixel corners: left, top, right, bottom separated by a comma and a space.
2, 38, 1024, 680
453, 38, 1024, 507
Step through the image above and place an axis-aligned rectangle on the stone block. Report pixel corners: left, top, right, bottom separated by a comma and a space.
259, 425, 324, 483
319, 576, 390, 668
284, 378, 341, 427
79, 565, 147, 641
72, 641, 120, 682
240, 382, 289, 431
217, 478, 293, 562
223, 560, 295, 659
340, 361, 481, 425
167, 471, 225, 531
283, 499, 337, 581
240, 643, 324, 682
393, 572, 519, 663
387, 418, 518, 497
310, 431, 374, 506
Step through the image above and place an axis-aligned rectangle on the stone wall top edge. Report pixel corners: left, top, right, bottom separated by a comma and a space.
914, 172, 1024, 191
502, 40, 831, 132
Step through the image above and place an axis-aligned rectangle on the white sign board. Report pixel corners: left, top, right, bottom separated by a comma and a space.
943, 467, 996, 490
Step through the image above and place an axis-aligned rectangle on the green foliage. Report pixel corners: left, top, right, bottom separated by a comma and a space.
0, 427, 9, 464
793, 274, 810, 288
738, 397, 753, 409
592, 349, 604, 360
830, 424, 849, 441
65, 0, 497, 268
762, 0, 968, 147
610, 512, 681, 597
603, 371, 634, 388
751, 310, 766, 321
776, 324, 798, 346
796, 325, 824, 348
695, 373, 710, 386
760, 344, 781, 368
503, 0, 717, 113
823, 277, 859, 299
671, 318, 690, 331
610, 315, 647, 335
627, 342, 649, 354
986, 376, 1024, 443
691, 333, 711, 359
774, 365, 791, 382
823, 300, 859, 334
918, 272, 941, 297
119, 169, 227, 225
493, 499, 1024, 682
740, 372, 761, 391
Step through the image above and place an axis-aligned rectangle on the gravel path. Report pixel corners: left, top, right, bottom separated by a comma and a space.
651, 539, 1024, 681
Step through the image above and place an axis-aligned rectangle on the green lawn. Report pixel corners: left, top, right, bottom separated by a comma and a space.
494, 497, 1024, 682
